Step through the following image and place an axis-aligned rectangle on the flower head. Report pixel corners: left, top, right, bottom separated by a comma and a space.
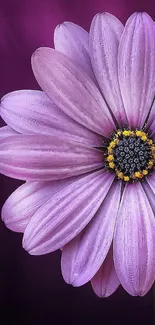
1, 12, 155, 297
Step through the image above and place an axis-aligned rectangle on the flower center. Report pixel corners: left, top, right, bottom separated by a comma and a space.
105, 129, 155, 182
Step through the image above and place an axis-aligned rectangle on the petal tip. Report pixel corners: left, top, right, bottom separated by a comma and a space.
31, 47, 51, 61
92, 11, 119, 22
22, 236, 30, 252
56, 21, 72, 29
62, 269, 83, 287
54, 21, 72, 41
126, 11, 153, 24
0, 92, 9, 104
54, 22, 66, 33
32, 47, 43, 58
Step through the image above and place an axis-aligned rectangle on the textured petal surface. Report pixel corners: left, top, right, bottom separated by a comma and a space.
0, 125, 18, 138
147, 101, 155, 139
54, 22, 95, 81
114, 182, 155, 296
1, 176, 82, 232
146, 100, 155, 132
61, 181, 121, 286
91, 248, 120, 297
23, 170, 114, 255
32, 47, 115, 137
89, 13, 127, 125
118, 13, 155, 128
149, 120, 155, 141
0, 134, 104, 181
143, 171, 155, 214
0, 90, 102, 146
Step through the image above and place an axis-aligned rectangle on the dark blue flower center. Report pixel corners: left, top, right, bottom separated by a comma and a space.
105, 129, 154, 182
113, 136, 151, 177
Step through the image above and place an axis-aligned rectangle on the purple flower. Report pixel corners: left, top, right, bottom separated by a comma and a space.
0, 12, 155, 297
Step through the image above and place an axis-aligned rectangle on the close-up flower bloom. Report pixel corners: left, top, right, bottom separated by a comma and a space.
0, 11, 155, 298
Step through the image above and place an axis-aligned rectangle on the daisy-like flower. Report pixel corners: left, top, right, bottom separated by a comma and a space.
1, 12, 155, 297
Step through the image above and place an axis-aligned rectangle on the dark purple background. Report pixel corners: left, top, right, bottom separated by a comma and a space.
0, 1, 155, 324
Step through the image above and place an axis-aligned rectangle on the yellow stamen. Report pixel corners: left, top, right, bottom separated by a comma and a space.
141, 135, 147, 141
107, 155, 114, 162
148, 160, 154, 169
135, 130, 148, 141
114, 139, 119, 145
108, 148, 113, 154
142, 170, 148, 176
136, 130, 142, 137
152, 146, 155, 159
134, 171, 143, 178
122, 130, 133, 136
122, 130, 129, 136
117, 172, 124, 179
109, 141, 116, 149
109, 162, 115, 169
148, 139, 153, 145
124, 176, 130, 181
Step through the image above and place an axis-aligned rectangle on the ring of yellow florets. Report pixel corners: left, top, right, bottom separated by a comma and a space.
105, 129, 155, 182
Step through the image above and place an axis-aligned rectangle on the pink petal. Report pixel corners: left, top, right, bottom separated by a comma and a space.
91, 248, 120, 298
89, 13, 127, 125
23, 170, 114, 255
0, 125, 18, 138
118, 13, 155, 129
114, 182, 155, 296
61, 181, 121, 286
1, 176, 82, 233
54, 22, 95, 81
142, 171, 155, 214
31, 47, 115, 138
0, 134, 104, 181
1, 90, 102, 146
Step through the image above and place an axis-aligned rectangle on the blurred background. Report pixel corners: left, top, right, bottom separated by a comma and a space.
0, 0, 155, 324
